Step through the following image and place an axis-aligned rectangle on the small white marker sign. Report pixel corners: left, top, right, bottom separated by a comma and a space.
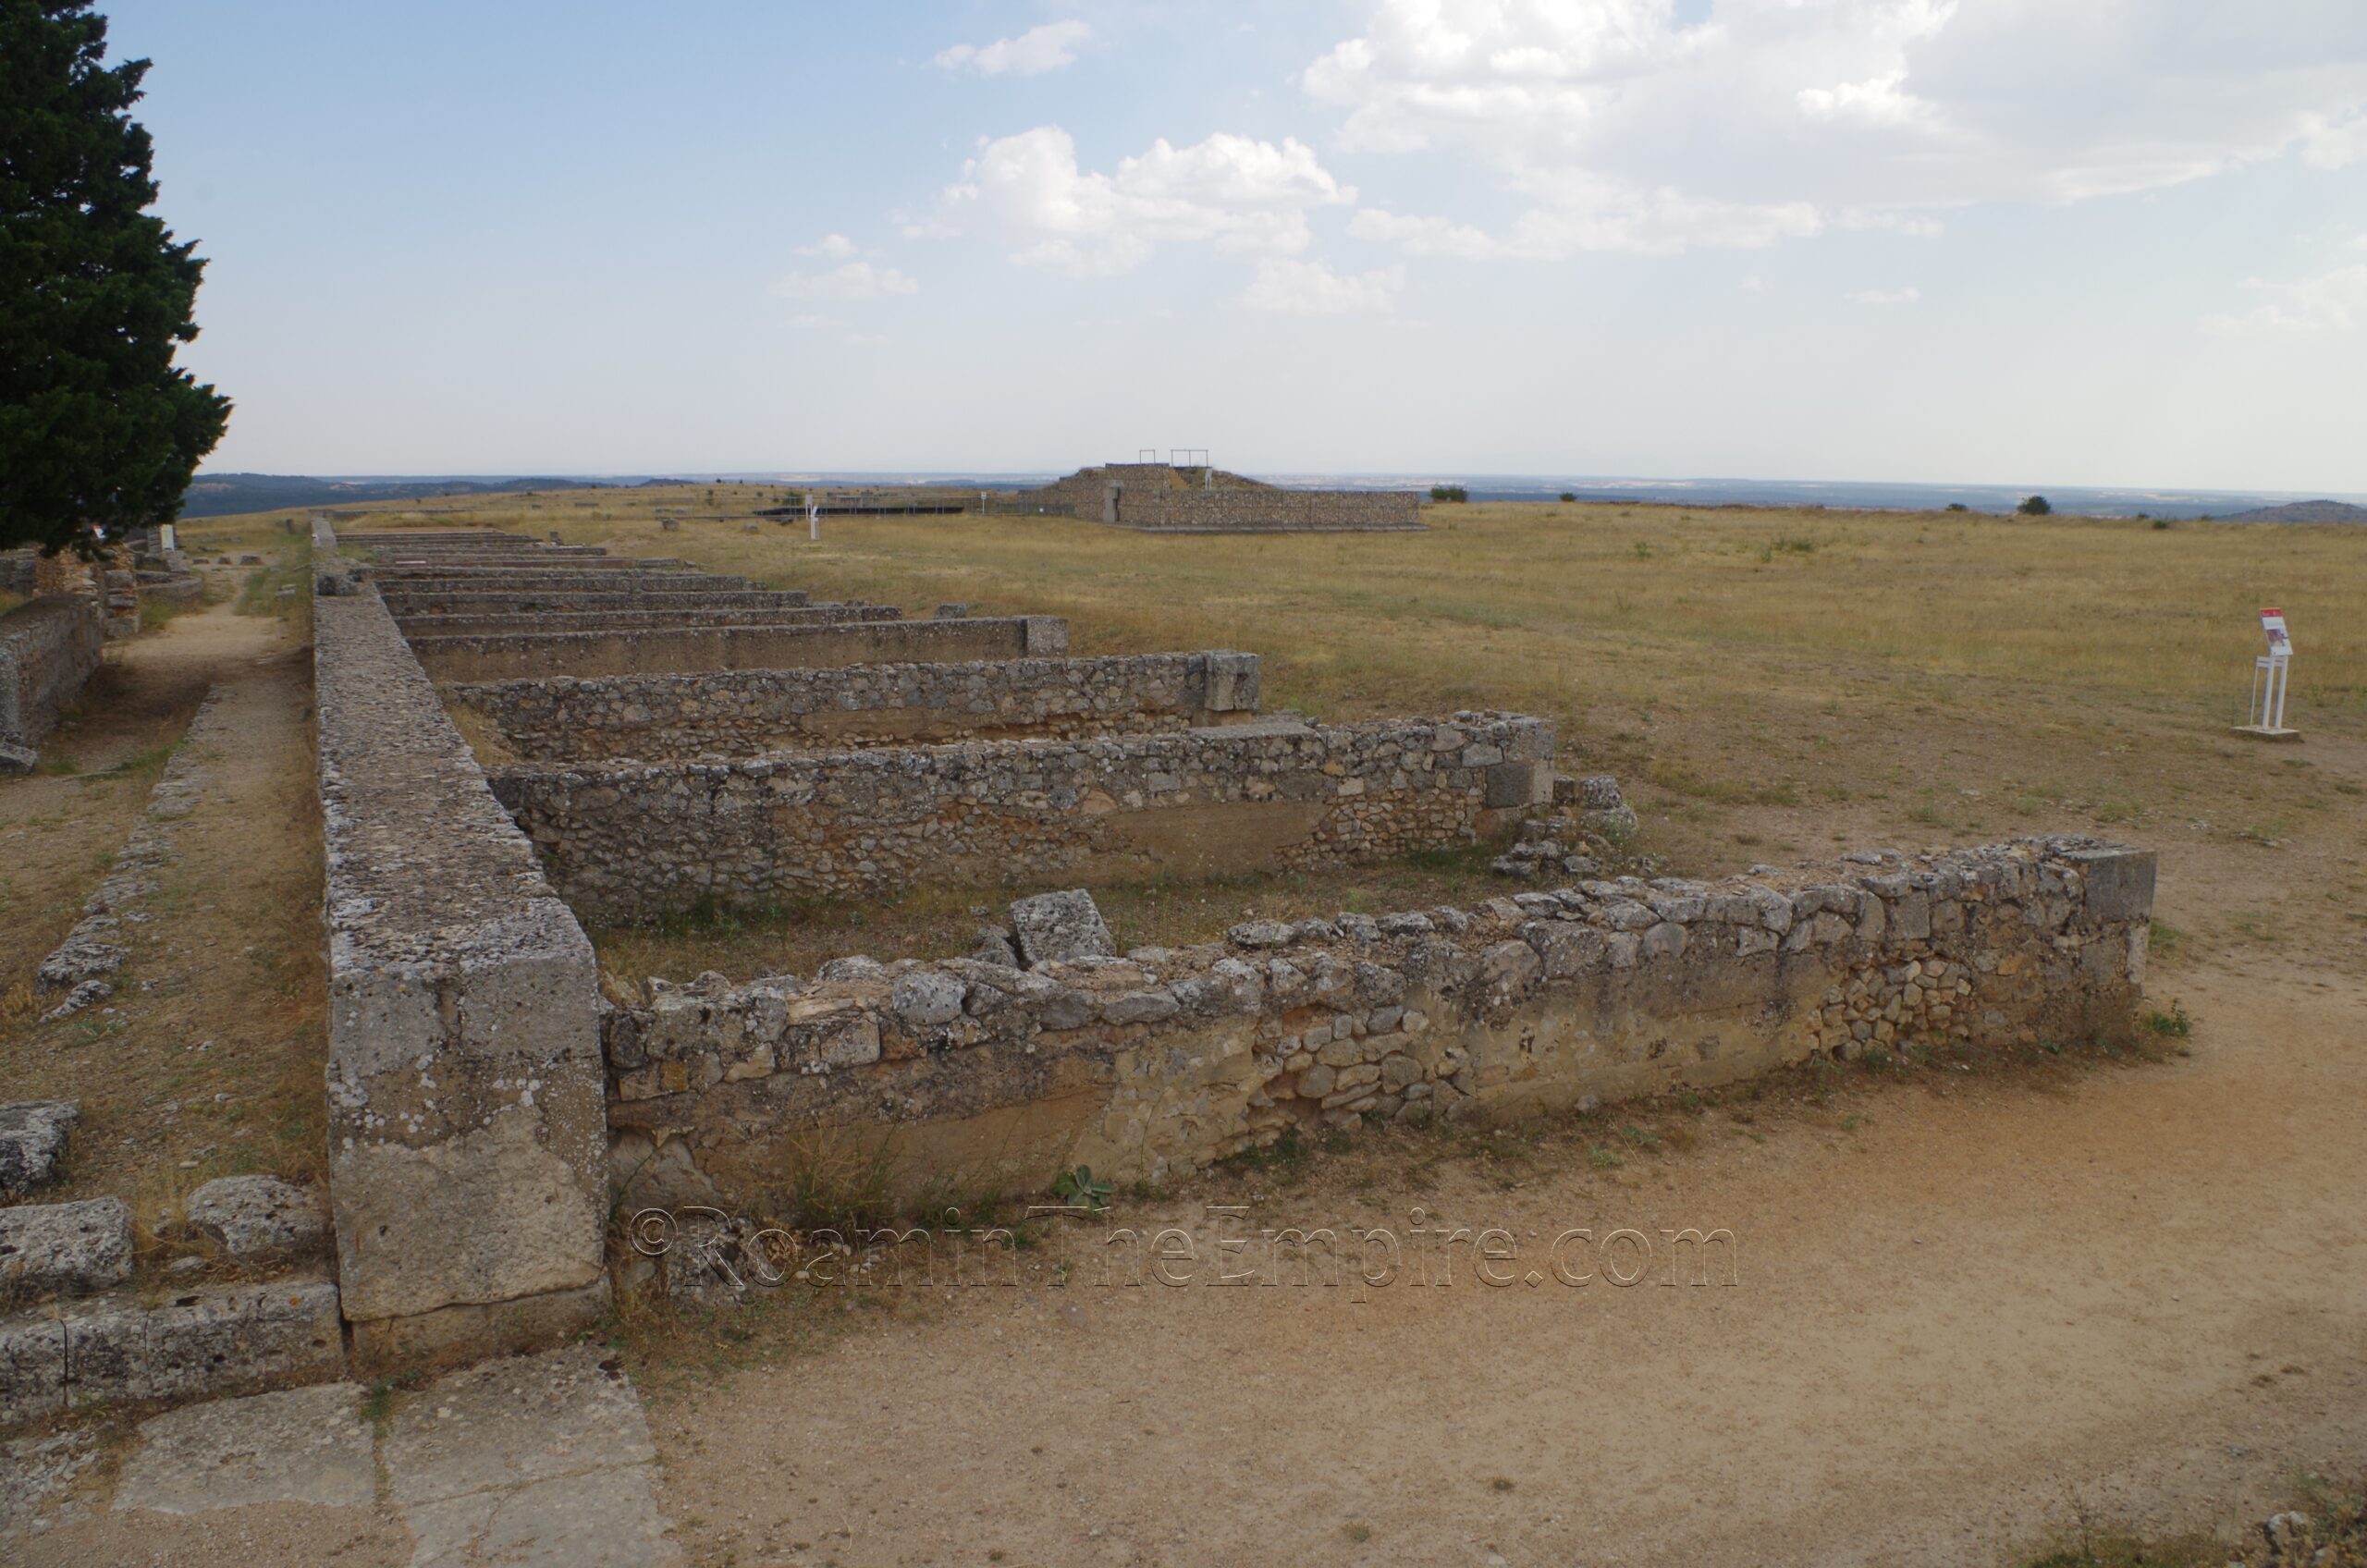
2261, 607, 2292, 657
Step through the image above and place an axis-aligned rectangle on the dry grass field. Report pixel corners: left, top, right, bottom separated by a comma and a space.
298, 484, 2367, 985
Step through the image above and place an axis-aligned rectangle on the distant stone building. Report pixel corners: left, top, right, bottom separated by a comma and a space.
1012, 461, 1425, 533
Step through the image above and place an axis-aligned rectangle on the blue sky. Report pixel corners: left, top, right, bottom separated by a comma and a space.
104, 1, 2367, 489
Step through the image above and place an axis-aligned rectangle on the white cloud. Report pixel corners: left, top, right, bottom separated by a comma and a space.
926, 126, 1355, 276
2212, 263, 2367, 333
1237, 257, 1404, 315
934, 20, 1090, 77
2300, 108, 2367, 170
1306, 0, 2367, 259
768, 261, 919, 302
1846, 286, 1922, 306
796, 234, 858, 259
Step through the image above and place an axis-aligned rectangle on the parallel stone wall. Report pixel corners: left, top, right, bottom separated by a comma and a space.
313, 583, 609, 1366
0, 594, 106, 752
453, 651, 1264, 762
407, 614, 1070, 681
488, 714, 1556, 922
603, 838, 2156, 1200
1114, 488, 1426, 532
394, 606, 899, 637
385, 589, 813, 617
378, 570, 749, 595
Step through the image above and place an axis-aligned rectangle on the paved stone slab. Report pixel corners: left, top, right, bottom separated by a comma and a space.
0, 1427, 97, 1532
384, 1344, 680, 1567
0, 1197, 132, 1296
185, 1175, 328, 1259
113, 1382, 374, 1514
0, 1102, 78, 1198
401, 1464, 681, 1568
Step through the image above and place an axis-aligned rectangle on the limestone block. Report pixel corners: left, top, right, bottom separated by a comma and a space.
0, 1197, 132, 1296
0, 1101, 77, 1198
2067, 846, 2156, 923
185, 1176, 329, 1259
1011, 888, 1117, 966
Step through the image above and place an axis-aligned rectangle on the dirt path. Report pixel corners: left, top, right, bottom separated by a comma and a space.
0, 591, 325, 1208
640, 949, 2367, 1567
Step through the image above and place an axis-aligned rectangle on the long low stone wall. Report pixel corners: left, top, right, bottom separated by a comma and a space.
1114, 488, 1425, 532
0, 594, 105, 753
603, 838, 2156, 1201
378, 571, 752, 595
453, 651, 1264, 762
408, 614, 1070, 681
385, 589, 814, 617
313, 584, 609, 1366
487, 713, 1555, 922
395, 605, 899, 637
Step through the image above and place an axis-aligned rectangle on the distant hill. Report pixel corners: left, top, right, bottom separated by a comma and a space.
178, 472, 609, 519
2215, 499, 2367, 524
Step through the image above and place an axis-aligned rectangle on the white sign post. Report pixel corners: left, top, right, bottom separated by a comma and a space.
2234, 606, 2300, 741
805, 489, 818, 543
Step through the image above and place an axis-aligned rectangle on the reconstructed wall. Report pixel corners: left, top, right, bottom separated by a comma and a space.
487, 713, 1556, 922
603, 839, 2156, 1201
313, 584, 609, 1366
392, 605, 898, 637
407, 614, 1070, 681
0, 594, 106, 751
453, 651, 1264, 762
376, 570, 753, 595
384, 589, 813, 617
1113, 488, 1425, 532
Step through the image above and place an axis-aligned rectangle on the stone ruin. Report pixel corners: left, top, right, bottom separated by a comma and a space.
0, 511, 2160, 1422
1012, 461, 1427, 533
275, 517, 2159, 1375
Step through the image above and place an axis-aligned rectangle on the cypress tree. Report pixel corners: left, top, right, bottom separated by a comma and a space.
1, 0, 229, 557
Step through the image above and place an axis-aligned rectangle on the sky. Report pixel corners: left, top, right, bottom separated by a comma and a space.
100, 0, 2367, 490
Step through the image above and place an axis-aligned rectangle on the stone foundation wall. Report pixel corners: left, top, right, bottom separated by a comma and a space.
0, 594, 106, 751
377, 570, 752, 596
487, 713, 1555, 922
393, 605, 898, 637
1114, 488, 1425, 532
602, 839, 2155, 1203
384, 589, 814, 617
407, 614, 1070, 681
313, 583, 609, 1366
453, 651, 1264, 762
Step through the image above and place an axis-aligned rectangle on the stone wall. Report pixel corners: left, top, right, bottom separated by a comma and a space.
1113, 487, 1426, 532
406, 614, 1070, 681
393, 605, 898, 637
0, 594, 106, 754
602, 839, 2156, 1202
487, 713, 1556, 922
453, 651, 1264, 762
384, 589, 813, 617
375, 570, 752, 595
313, 584, 609, 1366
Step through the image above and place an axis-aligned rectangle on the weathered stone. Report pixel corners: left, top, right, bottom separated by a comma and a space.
0, 1196, 132, 1296
1011, 889, 1118, 966
113, 1382, 374, 1514
889, 971, 966, 1030
184, 1175, 329, 1259
0, 1101, 77, 1198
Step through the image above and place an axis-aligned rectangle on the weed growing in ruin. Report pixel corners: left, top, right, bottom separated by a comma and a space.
2144, 1000, 2195, 1038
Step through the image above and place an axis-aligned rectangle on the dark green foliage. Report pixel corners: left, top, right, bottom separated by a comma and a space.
2018, 494, 2053, 516
1429, 484, 1468, 503
1, 1, 229, 556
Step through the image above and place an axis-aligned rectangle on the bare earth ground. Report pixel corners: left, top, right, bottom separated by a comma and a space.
0, 551, 326, 1231
6, 495, 2363, 1564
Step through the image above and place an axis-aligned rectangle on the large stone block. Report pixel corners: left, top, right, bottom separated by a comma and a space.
1010, 889, 1118, 967
0, 1101, 78, 1198
2067, 846, 2157, 923
0, 1197, 132, 1297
